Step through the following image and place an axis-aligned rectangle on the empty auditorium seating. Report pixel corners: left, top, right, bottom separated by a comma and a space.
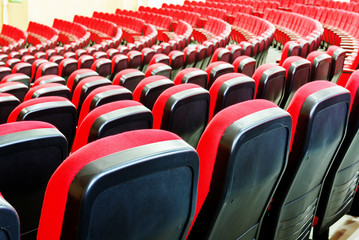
0, 82, 28, 102
37, 129, 199, 239
133, 75, 174, 110
33, 75, 66, 87
307, 51, 332, 81
208, 72, 255, 120
326, 46, 346, 83
233, 56, 256, 77
24, 83, 71, 101
188, 99, 292, 240
0, 24, 26, 52
72, 100, 153, 152
145, 63, 172, 79
0, 121, 67, 239
26, 21, 58, 51
153, 83, 210, 147
11, 62, 32, 78
260, 81, 350, 240
1, 73, 30, 88
206, 61, 235, 89
52, 18, 90, 49
58, 58, 78, 80
67, 69, 99, 93
252, 63, 286, 105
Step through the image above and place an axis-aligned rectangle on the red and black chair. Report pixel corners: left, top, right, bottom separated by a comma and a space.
24, 83, 71, 101
77, 55, 94, 69
8, 96, 77, 148
113, 69, 145, 92
67, 69, 99, 93
252, 63, 286, 105
58, 58, 78, 81
111, 54, 128, 80
153, 83, 210, 147
141, 47, 155, 72
78, 85, 133, 125
260, 81, 350, 240
210, 47, 231, 64
233, 56, 256, 77
91, 58, 112, 79
33, 75, 66, 87
188, 99, 292, 240
145, 63, 172, 79
174, 68, 208, 88
0, 194, 19, 239
1, 73, 30, 88
0, 82, 28, 102
208, 72, 255, 120
34, 62, 58, 81
37, 129, 199, 240
133, 75, 174, 110
314, 71, 359, 239
149, 53, 170, 66
0, 121, 67, 239
127, 50, 142, 69
169, 50, 185, 79
72, 100, 153, 153
183, 47, 197, 68
0, 93, 19, 123
11, 62, 32, 78
206, 61, 235, 89
307, 51, 332, 81
326, 46, 346, 83
281, 56, 311, 109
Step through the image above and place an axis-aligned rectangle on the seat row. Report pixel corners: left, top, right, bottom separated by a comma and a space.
52, 18, 90, 49
0, 24, 27, 51
1, 71, 358, 239
292, 4, 359, 85
26, 21, 58, 51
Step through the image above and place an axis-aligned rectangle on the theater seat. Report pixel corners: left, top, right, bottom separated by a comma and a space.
0, 194, 19, 239
8, 96, 77, 148
77, 55, 94, 69
113, 69, 145, 92
58, 58, 78, 81
169, 50, 185, 79
141, 48, 155, 72
72, 100, 153, 152
35, 62, 58, 81
278, 41, 300, 66
314, 71, 359, 239
281, 56, 311, 109
24, 83, 71, 101
0, 82, 28, 102
174, 68, 208, 88
91, 58, 112, 79
33, 75, 66, 87
233, 55, 256, 77
133, 75, 174, 110
11, 62, 32, 78
37, 129, 199, 240
149, 53, 170, 66
145, 63, 172, 79
78, 85, 133, 125
153, 83, 210, 147
1, 73, 30, 88
67, 69, 99, 93
210, 47, 231, 64
208, 72, 255, 120
206, 61, 235, 89
183, 47, 197, 68
0, 121, 67, 239
188, 99, 292, 240
326, 46, 346, 83
307, 51, 332, 81
111, 54, 128, 79
260, 81, 350, 240
127, 50, 142, 69
252, 63, 286, 105
0, 93, 19, 123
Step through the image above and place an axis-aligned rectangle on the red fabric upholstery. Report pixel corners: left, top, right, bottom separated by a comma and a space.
0, 120, 57, 137
193, 99, 279, 230
37, 129, 181, 240
78, 85, 132, 125
306, 51, 326, 64
206, 61, 234, 86
233, 56, 250, 72
72, 100, 147, 152
286, 81, 339, 151
152, 83, 203, 129
326, 46, 340, 58
210, 47, 231, 63
252, 63, 277, 97
173, 68, 207, 86
8, 96, 72, 123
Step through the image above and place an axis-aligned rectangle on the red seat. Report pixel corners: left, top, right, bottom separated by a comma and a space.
77, 55, 94, 69
58, 58, 78, 81
233, 56, 256, 77
188, 99, 291, 240
72, 100, 152, 152
33, 75, 66, 87
252, 63, 286, 105
113, 69, 145, 92
35, 62, 58, 81
67, 69, 99, 93
78, 85, 132, 125
111, 54, 128, 80
183, 47, 197, 68
24, 83, 71, 101
326, 46, 346, 83
0, 93, 19, 123
91, 58, 112, 78
0, 82, 28, 102
210, 47, 231, 64
8, 96, 77, 147
260, 81, 350, 240
0, 121, 67, 238
37, 129, 199, 240
153, 83, 210, 147
278, 41, 300, 66
11, 62, 32, 78
174, 68, 207, 88
141, 47, 155, 72
169, 50, 184, 79
281, 56, 311, 109
307, 51, 332, 81
133, 75, 174, 110
127, 50, 142, 69
49, 55, 64, 65
208, 72, 255, 120
149, 53, 170, 66
1, 73, 30, 88
145, 63, 172, 79
205, 61, 235, 89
